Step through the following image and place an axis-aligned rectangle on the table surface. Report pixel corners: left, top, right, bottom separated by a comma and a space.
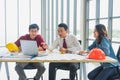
0, 51, 117, 63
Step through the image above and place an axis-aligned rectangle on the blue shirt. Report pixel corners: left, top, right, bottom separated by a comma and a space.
88, 37, 119, 67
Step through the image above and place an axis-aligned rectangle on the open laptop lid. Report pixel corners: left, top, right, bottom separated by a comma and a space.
20, 40, 38, 56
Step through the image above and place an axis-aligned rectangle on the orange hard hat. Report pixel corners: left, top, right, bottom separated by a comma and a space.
87, 48, 106, 60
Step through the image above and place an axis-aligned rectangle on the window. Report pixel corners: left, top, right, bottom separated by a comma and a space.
6, 0, 18, 42
31, 0, 41, 34
0, 0, 81, 47
113, 0, 120, 16
76, 0, 81, 39
112, 19, 120, 42
0, 0, 6, 46
19, 0, 30, 36
89, 20, 95, 39
112, 43, 120, 54
69, 0, 74, 34
89, 40, 94, 46
99, 19, 108, 29
100, 0, 108, 18
86, 0, 120, 52
89, 0, 96, 19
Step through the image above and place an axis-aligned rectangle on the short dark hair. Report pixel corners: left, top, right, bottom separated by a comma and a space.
58, 23, 68, 30
29, 24, 39, 30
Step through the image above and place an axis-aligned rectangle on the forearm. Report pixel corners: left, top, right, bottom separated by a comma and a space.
67, 47, 81, 54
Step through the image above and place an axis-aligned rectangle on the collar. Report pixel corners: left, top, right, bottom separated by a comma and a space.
60, 34, 69, 40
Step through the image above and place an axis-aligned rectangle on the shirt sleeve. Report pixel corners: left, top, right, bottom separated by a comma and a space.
49, 39, 59, 50
67, 36, 81, 54
37, 35, 47, 50
99, 38, 110, 56
14, 36, 22, 47
37, 35, 45, 46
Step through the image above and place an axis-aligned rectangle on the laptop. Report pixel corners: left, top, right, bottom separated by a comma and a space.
20, 40, 47, 57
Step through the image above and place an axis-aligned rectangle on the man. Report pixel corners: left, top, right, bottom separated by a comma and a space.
15, 24, 47, 80
49, 23, 81, 80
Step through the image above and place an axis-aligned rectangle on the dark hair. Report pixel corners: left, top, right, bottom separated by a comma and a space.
58, 23, 68, 31
95, 24, 109, 44
29, 24, 39, 30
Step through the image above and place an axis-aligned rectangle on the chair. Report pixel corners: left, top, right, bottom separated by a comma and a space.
56, 40, 81, 80
24, 63, 43, 80
78, 40, 82, 45
108, 46, 120, 80
116, 46, 120, 62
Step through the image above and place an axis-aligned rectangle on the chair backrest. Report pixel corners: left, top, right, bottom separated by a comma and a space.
116, 46, 120, 63
78, 40, 81, 45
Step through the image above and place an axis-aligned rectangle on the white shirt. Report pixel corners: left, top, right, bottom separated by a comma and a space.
49, 34, 81, 54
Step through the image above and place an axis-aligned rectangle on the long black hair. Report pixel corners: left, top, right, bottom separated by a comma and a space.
95, 24, 109, 44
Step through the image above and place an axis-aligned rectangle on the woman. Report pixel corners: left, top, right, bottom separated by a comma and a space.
80, 24, 119, 80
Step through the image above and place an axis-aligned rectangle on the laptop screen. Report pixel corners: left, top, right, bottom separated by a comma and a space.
20, 40, 38, 56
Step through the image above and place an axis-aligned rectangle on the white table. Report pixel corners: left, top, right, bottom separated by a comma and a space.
0, 52, 117, 80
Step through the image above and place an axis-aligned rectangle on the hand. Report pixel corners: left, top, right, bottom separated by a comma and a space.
59, 48, 67, 53
79, 50, 85, 54
46, 49, 53, 53
38, 46, 44, 51
41, 43, 48, 49
79, 50, 88, 54
10, 51, 18, 53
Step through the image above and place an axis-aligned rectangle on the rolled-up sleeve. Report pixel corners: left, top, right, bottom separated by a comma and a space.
15, 37, 22, 47
49, 39, 59, 50
67, 36, 81, 54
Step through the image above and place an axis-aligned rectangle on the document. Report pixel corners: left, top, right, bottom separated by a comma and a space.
34, 53, 86, 60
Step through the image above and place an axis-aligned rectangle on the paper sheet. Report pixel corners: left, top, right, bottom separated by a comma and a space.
34, 53, 86, 60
